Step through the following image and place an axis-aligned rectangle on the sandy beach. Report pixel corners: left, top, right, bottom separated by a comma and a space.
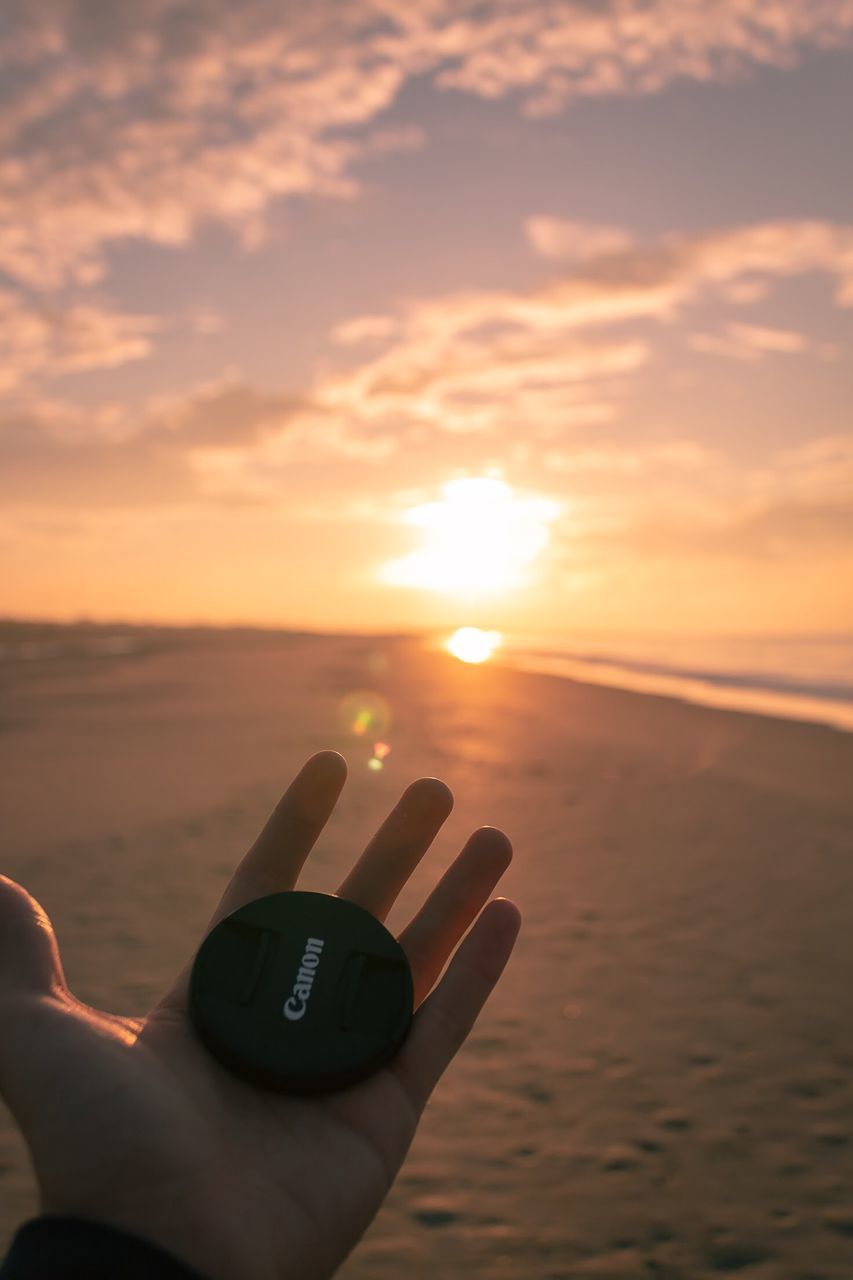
1, 629, 852, 1278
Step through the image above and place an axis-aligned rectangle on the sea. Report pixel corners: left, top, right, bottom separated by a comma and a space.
495, 631, 853, 733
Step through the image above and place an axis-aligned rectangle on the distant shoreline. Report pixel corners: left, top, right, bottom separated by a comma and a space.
496, 648, 853, 735
2, 617, 851, 735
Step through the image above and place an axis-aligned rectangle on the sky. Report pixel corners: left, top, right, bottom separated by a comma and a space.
1, 0, 852, 636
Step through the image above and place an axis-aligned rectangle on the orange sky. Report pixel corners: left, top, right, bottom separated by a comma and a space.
2, 2, 852, 635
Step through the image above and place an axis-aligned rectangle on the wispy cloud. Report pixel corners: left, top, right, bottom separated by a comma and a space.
317, 217, 853, 449
542, 440, 720, 476
522, 217, 853, 316
2, 1, 851, 289
689, 321, 812, 361
317, 327, 648, 438
432, 0, 853, 115
525, 218, 636, 261
0, 291, 160, 391
4, 212, 849, 515
571, 432, 853, 561
0, 380, 304, 504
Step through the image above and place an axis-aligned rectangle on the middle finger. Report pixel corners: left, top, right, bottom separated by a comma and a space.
336, 777, 453, 920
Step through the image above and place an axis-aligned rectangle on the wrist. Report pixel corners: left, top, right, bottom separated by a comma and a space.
4, 1214, 210, 1279
37, 1194, 253, 1280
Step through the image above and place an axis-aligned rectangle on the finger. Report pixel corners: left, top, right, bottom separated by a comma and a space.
153, 752, 347, 1017
391, 898, 521, 1114
398, 827, 513, 1006
0, 876, 68, 1003
336, 777, 453, 921
208, 750, 347, 930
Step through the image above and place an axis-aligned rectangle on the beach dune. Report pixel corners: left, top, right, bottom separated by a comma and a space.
1, 629, 852, 1278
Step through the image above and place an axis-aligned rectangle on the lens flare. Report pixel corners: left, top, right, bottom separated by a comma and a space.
338, 691, 392, 738
367, 740, 391, 772
446, 627, 502, 664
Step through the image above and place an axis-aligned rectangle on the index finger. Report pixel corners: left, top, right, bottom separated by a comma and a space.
153, 752, 347, 1017
207, 750, 348, 931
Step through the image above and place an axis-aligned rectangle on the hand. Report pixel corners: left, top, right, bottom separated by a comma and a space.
0, 752, 520, 1280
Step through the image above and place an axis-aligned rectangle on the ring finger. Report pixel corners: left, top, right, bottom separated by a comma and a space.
398, 826, 513, 1005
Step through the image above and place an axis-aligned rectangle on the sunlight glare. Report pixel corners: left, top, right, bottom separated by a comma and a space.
447, 627, 502, 664
381, 477, 559, 595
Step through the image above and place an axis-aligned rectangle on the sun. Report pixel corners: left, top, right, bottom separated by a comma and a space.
381, 476, 559, 595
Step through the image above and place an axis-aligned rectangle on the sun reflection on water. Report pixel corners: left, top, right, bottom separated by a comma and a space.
446, 627, 502, 664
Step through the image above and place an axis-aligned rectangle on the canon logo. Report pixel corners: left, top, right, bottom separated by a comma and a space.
282, 937, 325, 1021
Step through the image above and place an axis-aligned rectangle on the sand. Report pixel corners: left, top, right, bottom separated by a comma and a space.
1, 629, 852, 1278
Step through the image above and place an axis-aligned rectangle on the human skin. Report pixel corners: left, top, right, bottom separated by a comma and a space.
0, 751, 521, 1280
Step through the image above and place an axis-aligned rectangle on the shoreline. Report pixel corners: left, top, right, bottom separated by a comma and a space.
3, 617, 851, 737
495, 649, 853, 735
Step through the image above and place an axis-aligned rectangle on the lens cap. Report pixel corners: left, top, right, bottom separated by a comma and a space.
188, 890, 414, 1093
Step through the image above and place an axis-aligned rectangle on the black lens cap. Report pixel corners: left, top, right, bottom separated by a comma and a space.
188, 891, 414, 1093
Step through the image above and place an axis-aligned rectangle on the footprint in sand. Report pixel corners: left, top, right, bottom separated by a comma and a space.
810, 1122, 849, 1148
821, 1207, 853, 1237
704, 1237, 771, 1271
601, 1144, 641, 1171
655, 1109, 693, 1132
410, 1197, 461, 1229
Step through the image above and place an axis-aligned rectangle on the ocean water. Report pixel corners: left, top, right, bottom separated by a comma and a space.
496, 632, 853, 733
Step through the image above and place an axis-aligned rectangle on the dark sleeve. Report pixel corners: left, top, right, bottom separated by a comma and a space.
0, 1214, 210, 1279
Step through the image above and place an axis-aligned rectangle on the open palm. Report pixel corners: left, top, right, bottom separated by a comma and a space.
0, 752, 520, 1280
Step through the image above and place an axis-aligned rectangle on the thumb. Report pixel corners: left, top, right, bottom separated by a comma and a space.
0, 875, 68, 1003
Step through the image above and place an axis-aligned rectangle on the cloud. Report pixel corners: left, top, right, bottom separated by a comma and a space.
433, 0, 853, 116
8, 212, 845, 400
0, 380, 304, 505
522, 217, 853, 318
143, 381, 306, 448
316, 324, 648, 442
3, 193, 851, 576
577, 433, 853, 560
689, 321, 811, 361
315, 217, 853, 448
358, 220, 853, 379
187, 307, 227, 336
0, 405, 192, 507
624, 498, 853, 561
8, 212, 845, 516
0, 4, 400, 288
763, 434, 853, 507
0, 290, 160, 391
542, 440, 719, 476
525, 217, 636, 261
331, 314, 397, 345
728, 323, 810, 354
1, 1, 852, 289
